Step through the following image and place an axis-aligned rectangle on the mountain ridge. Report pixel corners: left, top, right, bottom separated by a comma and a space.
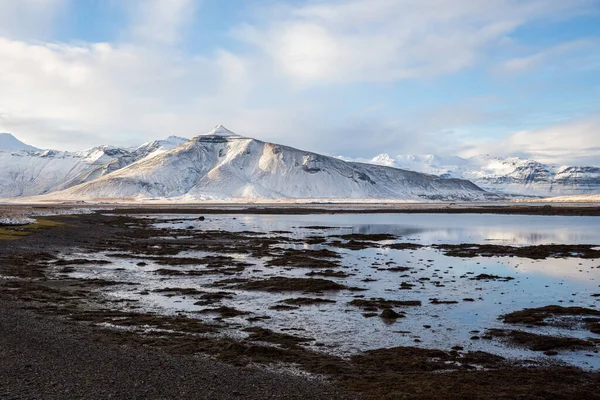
0, 135, 188, 197
358, 153, 600, 197
0, 133, 40, 152
7, 127, 597, 200
35, 127, 493, 202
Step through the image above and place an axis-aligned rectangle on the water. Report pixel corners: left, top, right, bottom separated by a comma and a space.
56, 213, 600, 369
150, 213, 600, 245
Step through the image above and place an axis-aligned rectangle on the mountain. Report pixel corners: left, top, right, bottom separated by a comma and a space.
0, 133, 39, 152
39, 126, 492, 202
365, 154, 600, 197
0, 135, 188, 197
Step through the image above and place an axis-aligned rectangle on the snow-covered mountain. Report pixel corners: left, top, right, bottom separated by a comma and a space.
364, 154, 600, 196
39, 126, 492, 202
4, 127, 597, 200
0, 135, 188, 197
0, 133, 39, 152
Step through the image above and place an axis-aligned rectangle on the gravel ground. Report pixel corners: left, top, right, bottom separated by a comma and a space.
0, 301, 357, 400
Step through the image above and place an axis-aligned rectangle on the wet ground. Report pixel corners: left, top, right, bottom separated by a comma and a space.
1, 209, 600, 399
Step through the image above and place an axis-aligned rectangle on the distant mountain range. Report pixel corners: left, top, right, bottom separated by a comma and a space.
2, 128, 598, 201
0, 134, 187, 197
0, 127, 491, 201
346, 153, 600, 197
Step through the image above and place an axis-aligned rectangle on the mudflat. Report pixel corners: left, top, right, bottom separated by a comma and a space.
1, 208, 599, 399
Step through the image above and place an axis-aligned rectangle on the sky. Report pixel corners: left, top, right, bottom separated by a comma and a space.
0, 0, 599, 165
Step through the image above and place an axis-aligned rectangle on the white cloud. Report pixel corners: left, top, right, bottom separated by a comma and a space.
0, 33, 325, 152
496, 40, 597, 74
460, 116, 600, 165
127, 0, 199, 45
0, 37, 258, 149
236, 0, 597, 83
0, 0, 598, 168
0, 0, 67, 39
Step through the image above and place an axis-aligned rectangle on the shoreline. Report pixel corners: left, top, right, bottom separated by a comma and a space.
0, 213, 354, 399
1, 212, 599, 399
2, 202, 600, 217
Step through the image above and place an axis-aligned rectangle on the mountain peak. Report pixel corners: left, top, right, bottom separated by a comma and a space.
204, 125, 238, 137
371, 153, 397, 167
0, 133, 40, 152
166, 135, 188, 142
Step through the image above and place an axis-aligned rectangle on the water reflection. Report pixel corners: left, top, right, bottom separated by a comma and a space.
169, 213, 600, 246
86, 212, 600, 370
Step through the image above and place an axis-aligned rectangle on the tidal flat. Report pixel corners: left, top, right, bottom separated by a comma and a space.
1, 206, 600, 399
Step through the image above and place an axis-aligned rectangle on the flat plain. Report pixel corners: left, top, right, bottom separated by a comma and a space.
1, 203, 599, 399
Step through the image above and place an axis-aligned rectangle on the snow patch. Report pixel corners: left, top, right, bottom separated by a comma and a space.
0, 216, 36, 226
202, 125, 240, 137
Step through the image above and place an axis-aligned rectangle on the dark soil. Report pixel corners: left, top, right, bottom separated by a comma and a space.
154, 265, 246, 276
306, 269, 351, 278
335, 233, 397, 241
196, 306, 250, 318
102, 204, 600, 216
193, 291, 236, 306
243, 327, 315, 347
154, 287, 204, 296
386, 243, 424, 250
266, 249, 341, 269
226, 277, 348, 292
500, 306, 600, 337
503, 305, 600, 323
435, 244, 600, 259
379, 308, 403, 319
430, 298, 459, 305
486, 329, 597, 352
52, 258, 112, 266
328, 240, 381, 250
379, 266, 412, 272
470, 274, 515, 281
281, 297, 337, 306
348, 298, 422, 309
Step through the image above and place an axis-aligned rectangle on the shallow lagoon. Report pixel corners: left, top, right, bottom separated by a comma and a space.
59, 213, 600, 369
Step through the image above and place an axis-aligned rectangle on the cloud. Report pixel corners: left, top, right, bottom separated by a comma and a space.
236, 0, 597, 83
0, 0, 67, 39
0, 33, 323, 152
460, 116, 600, 165
496, 40, 598, 74
127, 0, 199, 45
0, 0, 597, 168
0, 37, 257, 149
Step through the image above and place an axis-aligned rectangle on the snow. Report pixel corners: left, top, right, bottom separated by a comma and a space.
35, 127, 493, 202
0, 135, 189, 198
0, 216, 35, 225
202, 125, 242, 138
0, 133, 39, 152
357, 153, 600, 197
7, 124, 597, 202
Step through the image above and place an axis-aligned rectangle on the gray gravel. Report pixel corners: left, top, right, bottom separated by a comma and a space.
0, 302, 357, 400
